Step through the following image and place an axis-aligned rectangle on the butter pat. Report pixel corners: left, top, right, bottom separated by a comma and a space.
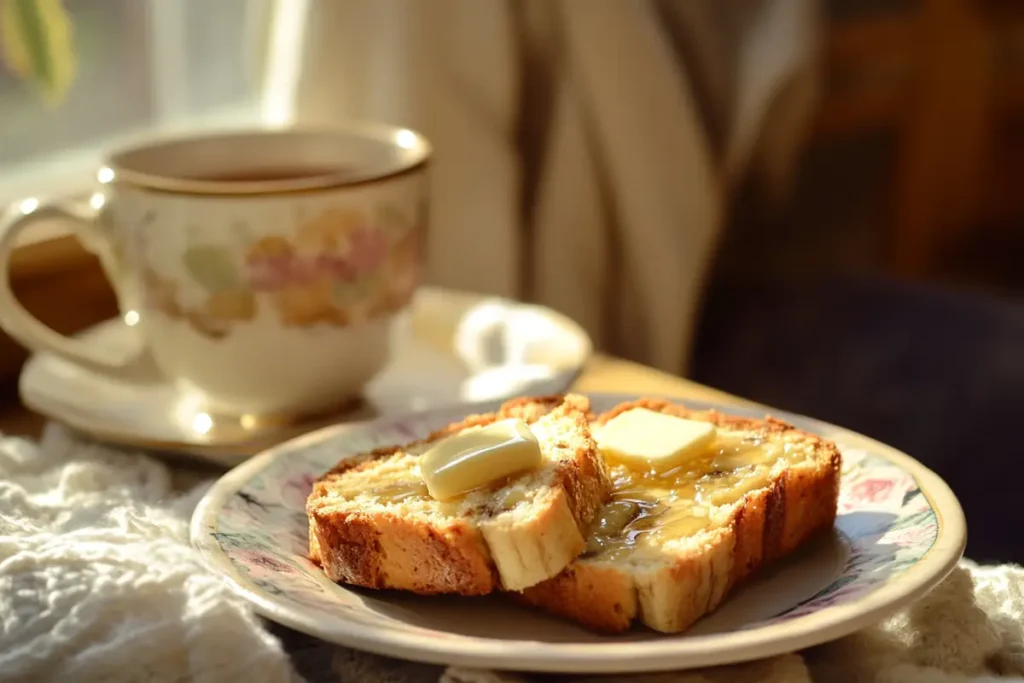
596, 408, 716, 472
420, 419, 543, 500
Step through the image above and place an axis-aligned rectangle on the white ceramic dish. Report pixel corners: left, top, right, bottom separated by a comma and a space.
19, 287, 590, 465
191, 393, 966, 674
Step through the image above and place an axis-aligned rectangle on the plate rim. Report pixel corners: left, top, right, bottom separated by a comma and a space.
190, 392, 966, 673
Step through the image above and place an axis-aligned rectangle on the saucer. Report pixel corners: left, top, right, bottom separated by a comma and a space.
19, 287, 591, 465
191, 393, 965, 674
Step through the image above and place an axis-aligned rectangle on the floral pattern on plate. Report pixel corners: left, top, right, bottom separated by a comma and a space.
747, 450, 937, 627
198, 395, 944, 635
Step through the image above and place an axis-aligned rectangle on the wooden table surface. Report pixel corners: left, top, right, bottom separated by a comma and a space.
0, 353, 754, 443
571, 354, 753, 406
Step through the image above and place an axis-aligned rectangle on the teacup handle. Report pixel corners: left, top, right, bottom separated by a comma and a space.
0, 198, 143, 375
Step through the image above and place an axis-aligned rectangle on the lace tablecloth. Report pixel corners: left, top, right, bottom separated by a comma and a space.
3, 425, 1023, 683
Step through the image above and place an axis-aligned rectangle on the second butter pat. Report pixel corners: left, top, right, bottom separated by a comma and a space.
420, 419, 543, 500
596, 408, 717, 472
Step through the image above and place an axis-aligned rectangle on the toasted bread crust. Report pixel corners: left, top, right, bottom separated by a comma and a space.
307, 394, 610, 595
519, 398, 841, 633
308, 508, 498, 594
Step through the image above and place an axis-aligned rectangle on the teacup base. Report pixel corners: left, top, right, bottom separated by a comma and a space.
146, 311, 395, 419
19, 287, 592, 464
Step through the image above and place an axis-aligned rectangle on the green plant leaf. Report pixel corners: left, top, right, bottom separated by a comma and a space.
182, 245, 242, 293
0, 0, 77, 105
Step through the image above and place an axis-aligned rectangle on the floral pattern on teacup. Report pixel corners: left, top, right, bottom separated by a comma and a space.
144, 202, 424, 338
201, 401, 943, 634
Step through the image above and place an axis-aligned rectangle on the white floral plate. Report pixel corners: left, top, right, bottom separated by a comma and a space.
191, 393, 966, 674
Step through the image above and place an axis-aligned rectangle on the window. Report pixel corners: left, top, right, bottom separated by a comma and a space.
0, 0, 297, 204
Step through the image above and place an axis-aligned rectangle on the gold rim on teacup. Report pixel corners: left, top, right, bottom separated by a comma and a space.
102, 124, 432, 197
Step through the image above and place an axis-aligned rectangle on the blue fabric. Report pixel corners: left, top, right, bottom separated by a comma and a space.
692, 276, 1024, 563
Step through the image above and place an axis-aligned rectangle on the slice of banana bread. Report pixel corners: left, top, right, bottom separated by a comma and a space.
307, 394, 611, 594
518, 398, 842, 633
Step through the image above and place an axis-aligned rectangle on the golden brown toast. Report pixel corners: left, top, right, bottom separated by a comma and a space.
307, 394, 611, 594
518, 398, 842, 633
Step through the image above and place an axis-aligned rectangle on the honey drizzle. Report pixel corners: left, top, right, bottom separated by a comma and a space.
583, 435, 810, 560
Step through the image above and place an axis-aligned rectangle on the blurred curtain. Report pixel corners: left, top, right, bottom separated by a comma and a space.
292, 0, 820, 375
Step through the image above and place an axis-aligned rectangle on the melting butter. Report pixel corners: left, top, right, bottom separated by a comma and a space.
367, 481, 429, 502
596, 408, 717, 472
420, 419, 542, 500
